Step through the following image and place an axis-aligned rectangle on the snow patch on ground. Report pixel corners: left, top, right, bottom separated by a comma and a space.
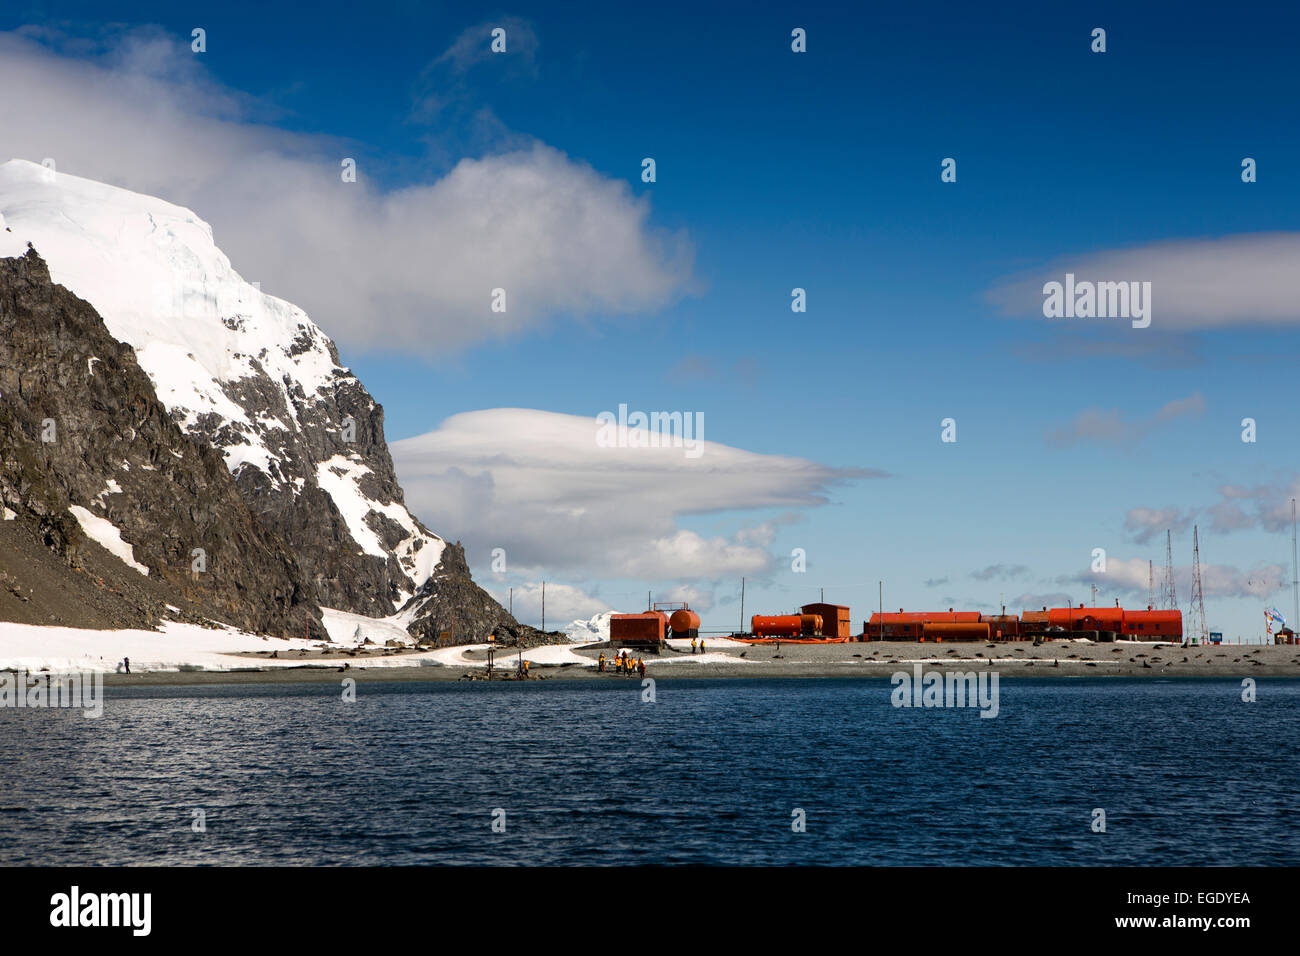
66, 505, 148, 575
665, 636, 748, 650
649, 652, 753, 665
320, 607, 415, 647
0, 619, 318, 672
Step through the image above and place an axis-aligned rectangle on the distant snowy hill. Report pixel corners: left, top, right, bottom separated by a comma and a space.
564, 611, 617, 643
0, 158, 534, 642
0, 158, 439, 615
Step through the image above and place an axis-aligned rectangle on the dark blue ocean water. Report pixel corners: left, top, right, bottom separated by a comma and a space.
1, 677, 1296, 866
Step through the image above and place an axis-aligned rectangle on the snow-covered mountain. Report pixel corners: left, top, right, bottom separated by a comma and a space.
0, 159, 442, 617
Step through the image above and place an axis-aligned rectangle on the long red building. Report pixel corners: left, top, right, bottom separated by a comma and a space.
862, 606, 1182, 642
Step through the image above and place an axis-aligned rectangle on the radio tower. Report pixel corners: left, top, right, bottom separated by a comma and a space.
1148, 560, 1155, 609
1189, 525, 1208, 645
1162, 529, 1177, 611
1291, 498, 1298, 637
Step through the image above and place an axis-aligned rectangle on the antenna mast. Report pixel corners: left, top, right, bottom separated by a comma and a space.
1190, 525, 1208, 645
1163, 529, 1177, 610
1148, 559, 1154, 609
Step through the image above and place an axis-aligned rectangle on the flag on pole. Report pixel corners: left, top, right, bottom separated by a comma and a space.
1265, 608, 1286, 633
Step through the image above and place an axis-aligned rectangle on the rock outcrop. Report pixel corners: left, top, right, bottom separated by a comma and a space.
0, 248, 322, 637
400, 541, 551, 646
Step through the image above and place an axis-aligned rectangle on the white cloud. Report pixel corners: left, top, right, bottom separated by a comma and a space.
988, 233, 1300, 330
1209, 478, 1300, 534
656, 583, 716, 612
490, 581, 609, 626
1011, 592, 1077, 610
1125, 478, 1300, 539
1046, 393, 1204, 447
1124, 506, 1194, 544
1063, 556, 1285, 600
391, 408, 874, 581
0, 27, 693, 357
412, 16, 541, 120
970, 564, 1028, 581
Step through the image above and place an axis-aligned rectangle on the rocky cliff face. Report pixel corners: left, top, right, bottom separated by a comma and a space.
0, 248, 321, 637
0, 159, 545, 644
0, 159, 442, 618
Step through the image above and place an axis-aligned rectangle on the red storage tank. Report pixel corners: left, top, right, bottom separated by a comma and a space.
921, 622, 990, 642
752, 614, 822, 637
867, 610, 981, 640
668, 608, 701, 636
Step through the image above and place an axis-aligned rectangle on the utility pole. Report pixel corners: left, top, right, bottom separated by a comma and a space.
878, 580, 883, 641
740, 577, 745, 635
509, 587, 512, 616
1147, 560, 1154, 609
541, 581, 545, 633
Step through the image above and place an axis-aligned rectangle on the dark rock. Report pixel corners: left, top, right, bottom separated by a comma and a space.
399, 540, 561, 646
0, 249, 322, 637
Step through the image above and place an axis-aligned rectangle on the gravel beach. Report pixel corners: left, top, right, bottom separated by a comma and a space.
93, 637, 1300, 685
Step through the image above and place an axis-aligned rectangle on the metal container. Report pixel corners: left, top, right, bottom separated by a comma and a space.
799, 614, 823, 636
920, 622, 990, 641
981, 614, 1019, 640
1019, 610, 1050, 635
800, 603, 852, 638
868, 611, 976, 639
610, 612, 668, 645
752, 614, 820, 637
668, 608, 701, 636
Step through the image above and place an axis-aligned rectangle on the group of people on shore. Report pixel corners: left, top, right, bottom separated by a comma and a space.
598, 650, 646, 677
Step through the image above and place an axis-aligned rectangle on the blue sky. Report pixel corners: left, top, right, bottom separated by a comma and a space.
3, 1, 1298, 638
